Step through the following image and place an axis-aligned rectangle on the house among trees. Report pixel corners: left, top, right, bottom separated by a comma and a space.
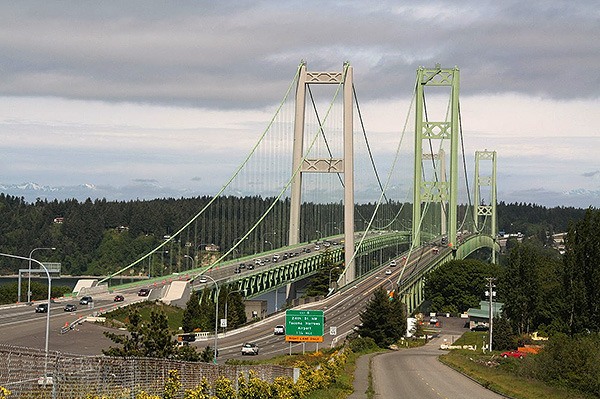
467, 301, 503, 329
202, 244, 220, 252
53, 217, 64, 224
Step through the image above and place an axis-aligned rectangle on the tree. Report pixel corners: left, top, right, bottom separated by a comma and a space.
499, 240, 564, 335
304, 249, 339, 297
182, 291, 202, 332
561, 208, 600, 335
492, 316, 515, 350
424, 259, 500, 314
103, 308, 199, 361
358, 287, 406, 347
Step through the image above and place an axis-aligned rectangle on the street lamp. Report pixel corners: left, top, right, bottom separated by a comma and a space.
260, 232, 277, 253
262, 240, 273, 252
326, 222, 340, 236
25, 247, 55, 304
184, 254, 196, 270
198, 275, 220, 363
149, 250, 168, 278
1, 252, 52, 383
233, 236, 248, 259
376, 276, 395, 292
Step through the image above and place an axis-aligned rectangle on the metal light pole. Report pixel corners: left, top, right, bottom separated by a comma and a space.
198, 274, 219, 363
376, 276, 395, 292
2, 253, 52, 382
25, 247, 55, 304
262, 240, 273, 252
233, 236, 248, 259
485, 277, 496, 351
184, 254, 196, 270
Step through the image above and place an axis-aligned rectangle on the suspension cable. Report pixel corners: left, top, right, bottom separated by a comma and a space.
99, 63, 304, 283
352, 84, 389, 203
191, 64, 349, 278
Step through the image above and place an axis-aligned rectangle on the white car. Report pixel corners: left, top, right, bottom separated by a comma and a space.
241, 342, 259, 356
390, 260, 397, 267
385, 269, 392, 275
273, 325, 285, 335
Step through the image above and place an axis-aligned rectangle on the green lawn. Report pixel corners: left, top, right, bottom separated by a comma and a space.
440, 332, 597, 399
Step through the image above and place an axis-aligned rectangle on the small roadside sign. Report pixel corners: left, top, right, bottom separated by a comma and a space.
330, 326, 337, 336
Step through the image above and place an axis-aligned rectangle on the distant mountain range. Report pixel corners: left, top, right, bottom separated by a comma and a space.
0, 182, 598, 208
0, 182, 200, 202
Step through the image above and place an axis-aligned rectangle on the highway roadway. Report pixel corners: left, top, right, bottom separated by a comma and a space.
0, 240, 442, 359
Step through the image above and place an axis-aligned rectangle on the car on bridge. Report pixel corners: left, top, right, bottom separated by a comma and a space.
35, 303, 48, 313
79, 296, 93, 305
113, 294, 125, 302
138, 288, 150, 296
390, 260, 397, 267
385, 269, 392, 275
64, 304, 77, 312
241, 342, 259, 356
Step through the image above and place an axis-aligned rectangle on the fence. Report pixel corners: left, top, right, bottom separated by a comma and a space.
0, 344, 294, 398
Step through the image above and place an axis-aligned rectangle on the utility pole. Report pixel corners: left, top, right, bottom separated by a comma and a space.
485, 277, 496, 351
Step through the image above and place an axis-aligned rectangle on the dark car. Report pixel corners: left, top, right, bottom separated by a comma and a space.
35, 303, 48, 313
138, 288, 150, 296
471, 324, 489, 332
63, 304, 77, 312
114, 294, 125, 302
79, 296, 93, 305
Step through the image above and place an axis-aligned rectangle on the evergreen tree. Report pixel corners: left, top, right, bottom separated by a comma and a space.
500, 242, 541, 334
492, 316, 515, 350
561, 208, 600, 335
182, 291, 202, 332
358, 287, 406, 347
142, 309, 176, 358
103, 308, 199, 361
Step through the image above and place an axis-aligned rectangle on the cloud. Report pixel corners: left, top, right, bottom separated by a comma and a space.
0, 1, 598, 109
582, 170, 600, 178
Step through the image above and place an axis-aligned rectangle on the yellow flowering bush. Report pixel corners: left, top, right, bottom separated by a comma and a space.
183, 377, 211, 399
213, 376, 236, 399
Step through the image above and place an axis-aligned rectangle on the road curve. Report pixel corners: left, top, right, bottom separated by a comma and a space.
372, 324, 506, 399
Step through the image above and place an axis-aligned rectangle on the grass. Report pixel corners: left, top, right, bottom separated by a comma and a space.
103, 300, 184, 332
440, 351, 597, 399
440, 333, 597, 399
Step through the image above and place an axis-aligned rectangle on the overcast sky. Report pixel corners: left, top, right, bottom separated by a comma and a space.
0, 1, 598, 208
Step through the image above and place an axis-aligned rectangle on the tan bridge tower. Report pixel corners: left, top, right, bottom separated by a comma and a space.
288, 62, 356, 285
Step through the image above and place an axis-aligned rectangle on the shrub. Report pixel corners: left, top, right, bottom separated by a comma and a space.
348, 336, 378, 353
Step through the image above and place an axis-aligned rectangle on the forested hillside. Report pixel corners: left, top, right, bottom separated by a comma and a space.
0, 193, 588, 276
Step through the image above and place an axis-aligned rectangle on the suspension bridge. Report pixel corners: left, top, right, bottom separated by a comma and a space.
79, 62, 499, 315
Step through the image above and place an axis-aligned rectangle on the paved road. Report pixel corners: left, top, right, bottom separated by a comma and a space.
372, 317, 506, 399
0, 243, 443, 362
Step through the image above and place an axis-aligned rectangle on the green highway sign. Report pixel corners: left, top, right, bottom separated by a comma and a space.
285, 309, 324, 342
